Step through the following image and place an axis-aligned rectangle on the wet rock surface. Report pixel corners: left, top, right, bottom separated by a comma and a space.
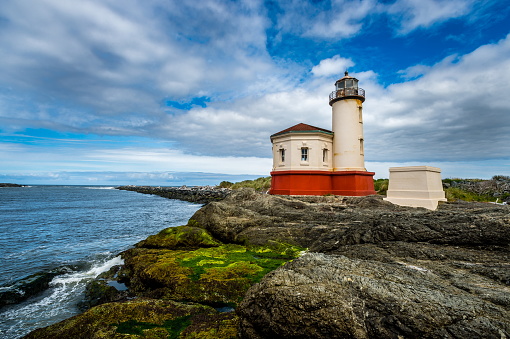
26, 225, 301, 338
24, 298, 238, 339
117, 226, 302, 306
0, 266, 77, 309
238, 253, 510, 339
191, 188, 510, 251
191, 189, 510, 338
24, 188, 510, 338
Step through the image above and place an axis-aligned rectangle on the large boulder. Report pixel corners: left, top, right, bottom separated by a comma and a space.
238, 253, 510, 338
190, 189, 510, 251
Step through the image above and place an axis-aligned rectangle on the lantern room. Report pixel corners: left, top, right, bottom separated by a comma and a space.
330, 71, 365, 105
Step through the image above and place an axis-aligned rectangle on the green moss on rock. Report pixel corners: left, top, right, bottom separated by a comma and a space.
121, 241, 304, 305
137, 226, 222, 250
24, 298, 238, 339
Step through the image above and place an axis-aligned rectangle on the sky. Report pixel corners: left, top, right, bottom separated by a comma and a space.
0, 0, 509, 185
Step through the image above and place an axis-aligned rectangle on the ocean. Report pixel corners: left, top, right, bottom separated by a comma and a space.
0, 185, 202, 338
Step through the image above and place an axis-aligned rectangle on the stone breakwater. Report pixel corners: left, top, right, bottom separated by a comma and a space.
116, 185, 230, 204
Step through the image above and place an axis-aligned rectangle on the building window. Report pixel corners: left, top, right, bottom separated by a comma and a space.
360, 138, 364, 155
280, 149, 285, 162
322, 149, 328, 162
358, 106, 363, 123
301, 147, 308, 161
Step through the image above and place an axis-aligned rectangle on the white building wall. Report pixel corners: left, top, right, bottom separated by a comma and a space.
272, 133, 333, 171
331, 98, 366, 171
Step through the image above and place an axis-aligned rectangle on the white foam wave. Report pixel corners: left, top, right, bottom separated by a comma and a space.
84, 186, 115, 190
51, 256, 124, 286
0, 256, 124, 338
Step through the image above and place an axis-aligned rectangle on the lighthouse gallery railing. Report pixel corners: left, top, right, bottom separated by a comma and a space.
329, 88, 365, 102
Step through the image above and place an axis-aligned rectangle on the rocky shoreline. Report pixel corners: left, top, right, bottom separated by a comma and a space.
24, 189, 510, 338
0, 183, 24, 187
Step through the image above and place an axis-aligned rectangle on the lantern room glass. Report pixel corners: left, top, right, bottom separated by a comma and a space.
336, 78, 358, 90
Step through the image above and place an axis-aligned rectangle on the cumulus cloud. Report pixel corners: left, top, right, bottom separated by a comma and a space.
0, 0, 507, 182
364, 34, 510, 162
0, 0, 283, 126
387, 0, 474, 34
271, 0, 475, 39
312, 55, 355, 77
272, 0, 376, 39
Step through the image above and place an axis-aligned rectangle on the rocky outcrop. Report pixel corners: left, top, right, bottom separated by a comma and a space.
27, 225, 302, 338
0, 266, 76, 309
117, 226, 303, 306
444, 175, 510, 203
238, 253, 510, 338
24, 298, 238, 339
24, 188, 510, 338
190, 188, 510, 251
116, 185, 230, 204
189, 189, 510, 338
0, 183, 24, 187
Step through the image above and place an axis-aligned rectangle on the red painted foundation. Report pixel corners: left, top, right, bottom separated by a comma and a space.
270, 170, 376, 196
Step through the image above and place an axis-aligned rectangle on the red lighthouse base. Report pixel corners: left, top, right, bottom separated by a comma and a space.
269, 170, 376, 196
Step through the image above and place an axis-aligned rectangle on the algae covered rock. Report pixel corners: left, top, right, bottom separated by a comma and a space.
137, 226, 222, 250
23, 298, 237, 339
120, 241, 303, 306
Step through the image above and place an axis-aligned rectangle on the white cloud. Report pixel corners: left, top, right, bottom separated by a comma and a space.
387, 0, 474, 34
0, 0, 508, 183
364, 33, 510, 162
312, 55, 355, 77
0, 140, 272, 175
0, 0, 281, 120
305, 0, 376, 38
274, 0, 375, 39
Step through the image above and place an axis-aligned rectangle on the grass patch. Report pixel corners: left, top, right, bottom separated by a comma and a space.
444, 187, 501, 202
229, 177, 271, 192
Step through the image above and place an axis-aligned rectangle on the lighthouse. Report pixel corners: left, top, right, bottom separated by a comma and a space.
269, 71, 376, 196
330, 71, 366, 171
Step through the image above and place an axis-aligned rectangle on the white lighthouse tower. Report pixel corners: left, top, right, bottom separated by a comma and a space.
329, 71, 366, 171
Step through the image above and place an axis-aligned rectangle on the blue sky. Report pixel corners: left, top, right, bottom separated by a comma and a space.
0, 0, 509, 185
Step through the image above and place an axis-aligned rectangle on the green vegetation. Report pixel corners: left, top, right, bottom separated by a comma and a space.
177, 242, 303, 284
442, 175, 510, 203
228, 177, 272, 192
138, 225, 222, 249
443, 187, 493, 202
115, 315, 192, 338
374, 179, 389, 195
122, 227, 304, 306
24, 299, 235, 339
218, 181, 234, 189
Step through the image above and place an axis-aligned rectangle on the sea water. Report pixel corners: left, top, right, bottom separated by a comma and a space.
0, 185, 202, 338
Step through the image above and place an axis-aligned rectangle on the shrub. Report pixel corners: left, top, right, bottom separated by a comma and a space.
218, 181, 234, 188
230, 177, 272, 192
374, 179, 389, 195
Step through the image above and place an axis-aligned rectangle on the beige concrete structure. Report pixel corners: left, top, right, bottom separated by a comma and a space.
271, 123, 333, 172
384, 166, 447, 210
